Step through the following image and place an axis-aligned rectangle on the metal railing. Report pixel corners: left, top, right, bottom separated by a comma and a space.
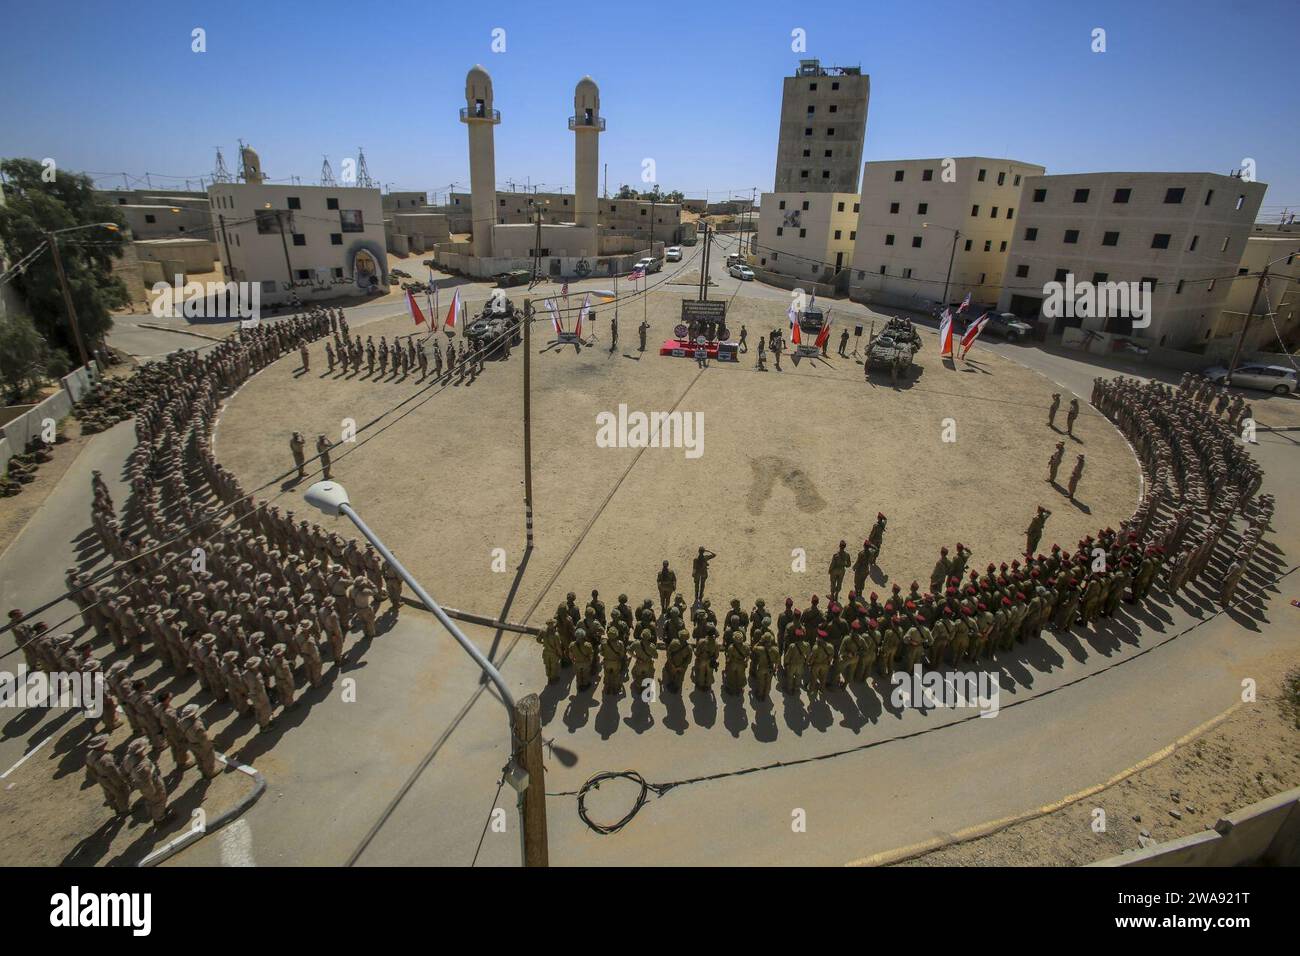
460, 107, 501, 123
568, 115, 606, 131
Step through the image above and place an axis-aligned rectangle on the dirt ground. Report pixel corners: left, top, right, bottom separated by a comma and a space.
0, 419, 88, 556
895, 659, 1300, 866
214, 288, 1140, 639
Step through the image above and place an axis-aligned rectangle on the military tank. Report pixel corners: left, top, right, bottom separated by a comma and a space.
866, 316, 923, 372
465, 292, 522, 358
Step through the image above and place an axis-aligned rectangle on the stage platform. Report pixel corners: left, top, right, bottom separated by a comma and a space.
659, 339, 739, 362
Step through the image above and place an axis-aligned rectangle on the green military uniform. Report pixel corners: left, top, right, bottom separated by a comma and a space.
783, 631, 811, 693
807, 637, 833, 697
600, 632, 626, 694
571, 628, 595, 690
751, 634, 780, 700
537, 621, 563, 682
723, 636, 749, 694
829, 544, 851, 601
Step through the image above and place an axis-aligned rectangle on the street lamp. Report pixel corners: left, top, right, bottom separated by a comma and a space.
923, 222, 961, 310
303, 480, 547, 866
48, 222, 122, 367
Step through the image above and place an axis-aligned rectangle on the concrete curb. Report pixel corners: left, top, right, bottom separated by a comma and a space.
845, 701, 1243, 867
137, 752, 266, 867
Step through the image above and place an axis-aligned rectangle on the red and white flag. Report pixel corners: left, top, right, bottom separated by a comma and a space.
938, 308, 955, 357
444, 289, 462, 330
814, 315, 832, 351
629, 265, 646, 282
406, 289, 427, 326
960, 312, 991, 357
576, 292, 590, 338
544, 298, 563, 335
957, 292, 972, 314
561, 281, 569, 296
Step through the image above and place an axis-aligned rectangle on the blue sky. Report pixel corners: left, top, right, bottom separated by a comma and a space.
2, 0, 1296, 217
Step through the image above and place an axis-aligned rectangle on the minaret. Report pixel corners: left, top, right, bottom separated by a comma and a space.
571, 76, 603, 230
461, 65, 500, 258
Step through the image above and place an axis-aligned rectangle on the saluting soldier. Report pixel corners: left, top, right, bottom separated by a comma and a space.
1067, 454, 1085, 500
1047, 441, 1065, 484
1065, 397, 1080, 437
828, 540, 851, 601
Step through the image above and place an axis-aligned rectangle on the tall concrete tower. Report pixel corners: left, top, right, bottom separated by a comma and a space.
571, 76, 604, 230
461, 65, 500, 258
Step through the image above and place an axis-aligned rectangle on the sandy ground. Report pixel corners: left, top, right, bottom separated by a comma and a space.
0, 420, 87, 557
215, 289, 1139, 638
896, 659, 1300, 866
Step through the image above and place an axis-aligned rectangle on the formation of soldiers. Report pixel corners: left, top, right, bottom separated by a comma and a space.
12, 307, 407, 825
320, 311, 493, 386
538, 371, 1271, 706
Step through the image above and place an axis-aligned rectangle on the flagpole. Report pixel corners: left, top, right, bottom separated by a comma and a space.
523, 298, 534, 550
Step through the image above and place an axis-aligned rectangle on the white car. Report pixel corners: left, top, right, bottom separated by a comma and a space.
729, 263, 754, 281
1204, 363, 1297, 395
633, 257, 662, 275
665, 246, 683, 262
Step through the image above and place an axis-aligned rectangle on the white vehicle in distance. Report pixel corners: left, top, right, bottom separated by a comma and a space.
729, 263, 754, 281
1203, 363, 1298, 394
665, 246, 683, 261
633, 256, 662, 275
725, 252, 746, 267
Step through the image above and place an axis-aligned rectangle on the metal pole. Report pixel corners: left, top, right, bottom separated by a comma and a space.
276, 211, 295, 287
48, 232, 90, 367
218, 213, 235, 282
523, 300, 534, 550
942, 229, 959, 308
1227, 265, 1269, 382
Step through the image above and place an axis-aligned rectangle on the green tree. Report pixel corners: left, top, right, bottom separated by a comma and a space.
0, 158, 128, 360
0, 308, 51, 404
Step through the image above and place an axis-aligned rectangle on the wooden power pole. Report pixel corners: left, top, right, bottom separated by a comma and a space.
1227, 264, 1269, 382
47, 232, 90, 368
513, 693, 548, 866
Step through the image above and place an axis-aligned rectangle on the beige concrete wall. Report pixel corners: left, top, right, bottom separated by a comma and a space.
756, 191, 860, 284
121, 203, 212, 240
1215, 225, 1300, 351
490, 223, 596, 259
848, 157, 1045, 310
997, 171, 1267, 349
133, 238, 219, 274
774, 61, 870, 194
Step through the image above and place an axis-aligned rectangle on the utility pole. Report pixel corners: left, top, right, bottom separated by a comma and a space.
531, 207, 543, 282
217, 213, 234, 282
1227, 264, 1269, 382
941, 229, 960, 308
276, 211, 295, 288
523, 299, 535, 551
47, 232, 90, 367
512, 693, 547, 865
603, 163, 607, 200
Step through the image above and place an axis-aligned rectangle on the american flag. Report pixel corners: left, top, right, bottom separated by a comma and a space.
629, 265, 646, 281
957, 292, 972, 314
561, 281, 569, 296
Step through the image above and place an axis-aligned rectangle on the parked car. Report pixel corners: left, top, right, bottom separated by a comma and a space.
633, 256, 662, 274
729, 263, 754, 281
665, 246, 683, 262
725, 252, 746, 268
422, 258, 437, 268
1204, 363, 1298, 394
981, 312, 1035, 342
492, 269, 531, 287
391, 268, 411, 278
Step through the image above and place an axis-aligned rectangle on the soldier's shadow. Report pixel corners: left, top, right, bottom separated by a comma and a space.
538, 669, 574, 724
624, 692, 655, 734
593, 691, 623, 738
689, 688, 717, 728
721, 689, 748, 737
561, 687, 597, 732
780, 687, 809, 734
824, 686, 869, 732
660, 687, 690, 735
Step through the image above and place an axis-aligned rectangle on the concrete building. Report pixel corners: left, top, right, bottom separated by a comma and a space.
461, 65, 500, 257
207, 178, 386, 306
572, 76, 603, 230
600, 198, 682, 243
449, 190, 575, 225
754, 192, 860, 291
382, 191, 429, 212
997, 171, 1266, 348
773, 59, 870, 194
1211, 222, 1300, 353
849, 157, 1046, 310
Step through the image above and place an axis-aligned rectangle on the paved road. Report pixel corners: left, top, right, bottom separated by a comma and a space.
5, 239, 1292, 867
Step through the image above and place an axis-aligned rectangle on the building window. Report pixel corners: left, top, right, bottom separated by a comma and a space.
831, 81, 839, 90
890, 202, 900, 214
1221, 236, 1230, 251
853, 203, 859, 212
1102, 231, 1119, 246
1073, 188, 1090, 203
1092, 272, 1108, 283
990, 206, 999, 217
292, 233, 306, 246
879, 266, 886, 275
804, 128, 813, 136
803, 149, 811, 157
1006, 208, 1014, 219
1016, 264, 1029, 278
287, 197, 301, 209
144, 214, 156, 223
1033, 188, 1047, 202
331, 233, 342, 245
798, 228, 806, 238
849, 230, 856, 240
295, 269, 310, 280
822, 170, 831, 179
922, 169, 933, 181
1164, 187, 1185, 204
260, 280, 276, 293
964, 239, 972, 251
326, 197, 339, 210
1064, 229, 1080, 244
894, 170, 905, 182
983, 240, 992, 252
978, 169, 987, 181
1235, 194, 1246, 210
837, 201, 845, 212
1204, 189, 1214, 205
1151, 233, 1171, 249
1176, 279, 1184, 293
332, 267, 344, 279
978, 272, 986, 284
1208, 278, 1216, 292
917, 203, 928, 214
903, 268, 913, 278
809, 82, 817, 90
1000, 240, 1007, 252
800, 170, 809, 179
971, 204, 980, 216
776, 227, 784, 236
1189, 235, 1199, 251
640, 208, 646, 215
1024, 227, 1038, 241
802, 201, 810, 210
499, 199, 506, 206
779, 200, 786, 209
1013, 174, 1021, 186
834, 230, 842, 240
884, 234, 895, 245
824, 150, 832, 158
826, 128, 835, 136
829, 104, 838, 113
912, 236, 923, 248
1113, 188, 1131, 203
1054, 268, 1069, 283
807, 105, 815, 114
340, 210, 363, 232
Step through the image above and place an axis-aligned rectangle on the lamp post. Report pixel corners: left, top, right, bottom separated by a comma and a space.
923, 221, 961, 311
302, 480, 548, 866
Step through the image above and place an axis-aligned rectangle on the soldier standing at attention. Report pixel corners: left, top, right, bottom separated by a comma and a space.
756, 334, 766, 370
869, 512, 887, 559
853, 540, 873, 595
290, 431, 307, 479
828, 540, 851, 602
691, 547, 716, 605
638, 319, 649, 352
1025, 506, 1051, 557
838, 327, 850, 358
1067, 454, 1085, 500
1066, 397, 1080, 437
1048, 393, 1061, 428
299, 341, 310, 372
316, 434, 333, 480
1047, 441, 1065, 484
